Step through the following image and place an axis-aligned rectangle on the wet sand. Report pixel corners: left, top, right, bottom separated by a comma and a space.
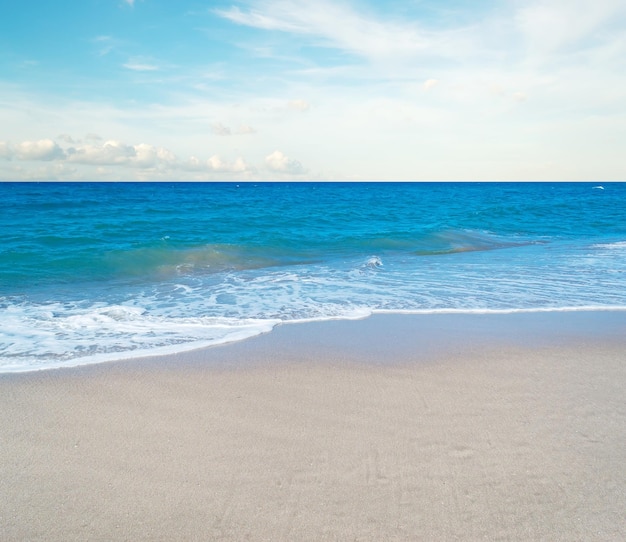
1, 312, 625, 540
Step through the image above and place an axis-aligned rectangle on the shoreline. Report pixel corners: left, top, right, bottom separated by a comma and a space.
3, 308, 626, 375
2, 311, 625, 540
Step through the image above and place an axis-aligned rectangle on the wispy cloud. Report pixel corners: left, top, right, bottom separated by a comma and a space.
123, 61, 159, 71
215, 1, 438, 62
211, 122, 257, 136
216, 0, 626, 74
93, 36, 117, 57
211, 122, 231, 136
515, 0, 626, 58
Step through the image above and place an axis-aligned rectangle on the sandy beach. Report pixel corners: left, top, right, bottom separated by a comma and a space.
1, 312, 625, 541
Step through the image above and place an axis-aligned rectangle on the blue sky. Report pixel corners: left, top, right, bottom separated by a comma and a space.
1, 0, 625, 180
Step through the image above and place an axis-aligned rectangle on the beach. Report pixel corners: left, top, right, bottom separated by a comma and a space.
1, 312, 625, 541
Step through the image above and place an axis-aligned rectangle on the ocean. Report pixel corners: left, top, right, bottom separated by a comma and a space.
1, 181, 625, 372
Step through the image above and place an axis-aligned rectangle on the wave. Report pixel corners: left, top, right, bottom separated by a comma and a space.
85, 229, 535, 283
101, 243, 315, 280
2, 227, 541, 289
412, 229, 535, 256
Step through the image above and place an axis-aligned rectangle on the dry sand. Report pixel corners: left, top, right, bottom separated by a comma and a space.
1, 313, 625, 541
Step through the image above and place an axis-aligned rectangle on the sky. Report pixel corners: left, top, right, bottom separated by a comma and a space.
0, 0, 625, 181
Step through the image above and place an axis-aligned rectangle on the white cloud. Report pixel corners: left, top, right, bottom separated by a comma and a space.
265, 150, 305, 175
0, 141, 11, 159
211, 122, 232, 136
423, 79, 439, 91
123, 60, 159, 71
207, 155, 227, 171
132, 143, 178, 168
67, 141, 180, 169
181, 156, 206, 172
67, 140, 136, 165
288, 99, 310, 111
124, 63, 158, 71
0, 134, 259, 180
14, 139, 65, 161
180, 155, 251, 175
231, 157, 251, 172
236, 124, 256, 134
57, 133, 76, 144
212, 122, 258, 136
207, 155, 250, 172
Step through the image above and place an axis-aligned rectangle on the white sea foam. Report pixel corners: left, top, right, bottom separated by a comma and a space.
365, 256, 383, 268
0, 300, 280, 373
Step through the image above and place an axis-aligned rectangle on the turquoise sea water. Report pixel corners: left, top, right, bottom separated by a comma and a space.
1, 181, 625, 372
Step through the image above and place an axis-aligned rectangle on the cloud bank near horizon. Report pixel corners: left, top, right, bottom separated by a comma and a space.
0, 137, 309, 180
